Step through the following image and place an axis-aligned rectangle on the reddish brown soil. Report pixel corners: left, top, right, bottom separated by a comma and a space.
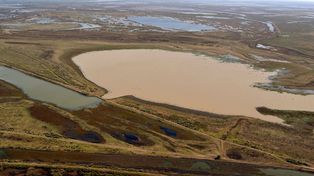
73, 103, 205, 147
0, 80, 23, 97
2, 149, 312, 176
0, 166, 142, 176
29, 104, 105, 143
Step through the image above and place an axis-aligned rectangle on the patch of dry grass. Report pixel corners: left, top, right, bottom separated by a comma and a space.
0, 100, 60, 136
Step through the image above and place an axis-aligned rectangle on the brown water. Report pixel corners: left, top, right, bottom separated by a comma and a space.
73, 49, 314, 123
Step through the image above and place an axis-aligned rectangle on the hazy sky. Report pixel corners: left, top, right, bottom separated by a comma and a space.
96, 0, 314, 3
189, 0, 314, 1
92, 0, 314, 1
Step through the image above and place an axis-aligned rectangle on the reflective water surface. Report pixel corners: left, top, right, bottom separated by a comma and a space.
0, 66, 101, 110
128, 16, 215, 31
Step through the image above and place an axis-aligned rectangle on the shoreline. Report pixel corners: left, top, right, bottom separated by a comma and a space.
1, 46, 313, 123
71, 49, 314, 123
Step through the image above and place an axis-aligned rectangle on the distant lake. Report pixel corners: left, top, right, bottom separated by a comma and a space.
0, 66, 102, 110
128, 16, 215, 31
73, 49, 314, 123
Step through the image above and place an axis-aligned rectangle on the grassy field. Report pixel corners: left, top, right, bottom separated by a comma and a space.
111, 96, 314, 167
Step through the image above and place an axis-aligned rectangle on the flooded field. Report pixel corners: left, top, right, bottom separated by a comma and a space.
0, 66, 101, 110
73, 49, 314, 123
128, 16, 215, 31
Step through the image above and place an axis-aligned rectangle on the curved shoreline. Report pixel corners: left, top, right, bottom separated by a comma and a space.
72, 49, 314, 123
0, 65, 102, 110
2, 44, 313, 120
66, 45, 314, 97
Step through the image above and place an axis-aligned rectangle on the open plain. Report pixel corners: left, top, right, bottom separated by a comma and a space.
0, 0, 314, 175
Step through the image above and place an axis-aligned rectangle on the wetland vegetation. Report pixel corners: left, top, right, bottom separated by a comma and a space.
0, 0, 314, 175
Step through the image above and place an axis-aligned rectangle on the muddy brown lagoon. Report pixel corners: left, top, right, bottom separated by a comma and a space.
73, 49, 314, 123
